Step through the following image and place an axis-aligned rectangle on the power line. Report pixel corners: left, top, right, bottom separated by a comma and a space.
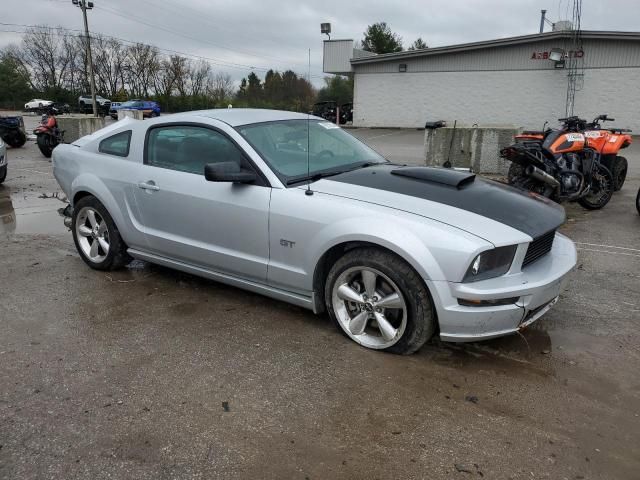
0, 22, 326, 79
131, 0, 315, 68
37, 0, 323, 73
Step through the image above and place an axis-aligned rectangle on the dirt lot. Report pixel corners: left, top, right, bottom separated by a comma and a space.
1, 114, 639, 479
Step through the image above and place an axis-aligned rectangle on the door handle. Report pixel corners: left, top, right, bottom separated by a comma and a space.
138, 181, 159, 191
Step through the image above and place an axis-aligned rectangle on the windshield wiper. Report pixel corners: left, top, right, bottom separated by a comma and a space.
285, 170, 345, 186
285, 162, 384, 186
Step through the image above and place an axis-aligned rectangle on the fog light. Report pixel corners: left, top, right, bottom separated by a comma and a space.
458, 297, 519, 307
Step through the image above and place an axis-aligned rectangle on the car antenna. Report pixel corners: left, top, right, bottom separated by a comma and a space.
305, 47, 313, 196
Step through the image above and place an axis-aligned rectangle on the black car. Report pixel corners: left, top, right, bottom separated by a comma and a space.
50, 102, 71, 115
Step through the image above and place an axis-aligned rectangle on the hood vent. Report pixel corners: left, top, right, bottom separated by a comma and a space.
391, 167, 476, 189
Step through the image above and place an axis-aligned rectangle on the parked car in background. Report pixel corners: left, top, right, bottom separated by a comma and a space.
24, 99, 53, 111
0, 137, 7, 184
109, 102, 123, 119
78, 94, 111, 115
52, 109, 577, 355
50, 102, 71, 115
115, 100, 161, 118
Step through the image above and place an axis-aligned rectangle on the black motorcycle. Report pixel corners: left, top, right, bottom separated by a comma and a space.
0, 115, 27, 148
501, 117, 614, 210
34, 112, 64, 158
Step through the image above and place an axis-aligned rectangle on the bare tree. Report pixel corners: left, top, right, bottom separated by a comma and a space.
92, 36, 126, 97
207, 72, 234, 106
189, 59, 210, 98
20, 27, 76, 92
170, 55, 190, 98
125, 43, 160, 98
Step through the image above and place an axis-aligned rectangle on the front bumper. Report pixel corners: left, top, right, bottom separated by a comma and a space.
431, 233, 577, 342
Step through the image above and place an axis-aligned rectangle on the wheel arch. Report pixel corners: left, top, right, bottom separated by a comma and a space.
70, 176, 129, 242
311, 238, 439, 315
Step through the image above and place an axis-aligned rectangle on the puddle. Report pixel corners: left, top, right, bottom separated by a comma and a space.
422, 325, 553, 375
0, 186, 68, 234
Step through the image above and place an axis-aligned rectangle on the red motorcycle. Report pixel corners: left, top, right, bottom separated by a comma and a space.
34, 111, 64, 158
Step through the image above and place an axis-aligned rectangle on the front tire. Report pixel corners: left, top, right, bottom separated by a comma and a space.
636, 187, 640, 216
72, 196, 131, 270
0, 165, 6, 184
611, 156, 627, 191
578, 164, 614, 210
324, 248, 435, 355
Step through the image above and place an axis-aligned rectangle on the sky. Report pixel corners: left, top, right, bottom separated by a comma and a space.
1, 0, 639, 87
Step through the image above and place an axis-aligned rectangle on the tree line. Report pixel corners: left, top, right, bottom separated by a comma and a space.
0, 22, 420, 112
0, 27, 320, 112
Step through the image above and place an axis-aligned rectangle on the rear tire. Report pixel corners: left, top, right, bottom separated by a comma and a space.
507, 163, 525, 184
636, 187, 640, 215
36, 135, 54, 158
611, 156, 627, 191
6, 131, 26, 148
324, 247, 435, 355
72, 196, 131, 271
0, 165, 6, 184
578, 164, 614, 210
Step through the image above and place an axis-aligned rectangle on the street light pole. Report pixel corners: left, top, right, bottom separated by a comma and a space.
74, 0, 98, 116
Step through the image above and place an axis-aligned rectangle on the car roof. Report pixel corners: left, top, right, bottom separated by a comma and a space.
190, 108, 321, 127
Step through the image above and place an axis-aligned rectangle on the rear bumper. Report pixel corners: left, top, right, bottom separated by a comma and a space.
431, 233, 577, 342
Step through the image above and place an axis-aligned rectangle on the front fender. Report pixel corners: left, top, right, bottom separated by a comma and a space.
308, 214, 490, 284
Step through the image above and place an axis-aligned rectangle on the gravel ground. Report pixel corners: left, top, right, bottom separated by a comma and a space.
1, 113, 639, 479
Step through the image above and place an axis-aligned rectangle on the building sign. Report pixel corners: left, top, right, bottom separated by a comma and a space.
531, 50, 584, 60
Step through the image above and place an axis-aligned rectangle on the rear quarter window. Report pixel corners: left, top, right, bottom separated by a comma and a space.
99, 130, 132, 157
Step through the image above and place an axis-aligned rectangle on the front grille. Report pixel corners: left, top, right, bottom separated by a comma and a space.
522, 230, 556, 268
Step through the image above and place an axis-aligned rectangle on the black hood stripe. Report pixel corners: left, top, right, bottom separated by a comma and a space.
328, 165, 566, 239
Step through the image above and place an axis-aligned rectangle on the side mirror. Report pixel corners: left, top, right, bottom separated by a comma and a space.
204, 162, 256, 184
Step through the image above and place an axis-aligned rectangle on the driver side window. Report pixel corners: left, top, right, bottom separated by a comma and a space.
146, 125, 246, 175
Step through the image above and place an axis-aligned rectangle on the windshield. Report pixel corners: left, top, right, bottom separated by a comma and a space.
237, 119, 386, 184
122, 101, 143, 108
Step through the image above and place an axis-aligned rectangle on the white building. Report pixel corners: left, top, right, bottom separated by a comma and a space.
323, 30, 640, 131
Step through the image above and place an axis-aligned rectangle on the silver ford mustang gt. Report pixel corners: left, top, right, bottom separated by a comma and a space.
52, 109, 577, 354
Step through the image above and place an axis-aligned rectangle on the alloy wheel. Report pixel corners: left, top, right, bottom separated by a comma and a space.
331, 266, 407, 349
75, 207, 110, 263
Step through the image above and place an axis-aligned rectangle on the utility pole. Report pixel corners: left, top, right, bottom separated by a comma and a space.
539, 9, 547, 33
73, 0, 98, 116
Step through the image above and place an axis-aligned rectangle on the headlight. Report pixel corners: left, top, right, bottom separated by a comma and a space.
462, 245, 517, 283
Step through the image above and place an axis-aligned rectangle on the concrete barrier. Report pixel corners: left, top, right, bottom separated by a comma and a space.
118, 109, 144, 121
57, 116, 106, 143
424, 126, 521, 175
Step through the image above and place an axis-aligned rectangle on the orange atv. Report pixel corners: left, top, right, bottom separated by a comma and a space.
512, 115, 631, 191
502, 116, 614, 210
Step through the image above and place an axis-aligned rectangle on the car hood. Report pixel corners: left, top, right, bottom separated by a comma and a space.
311, 165, 566, 245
